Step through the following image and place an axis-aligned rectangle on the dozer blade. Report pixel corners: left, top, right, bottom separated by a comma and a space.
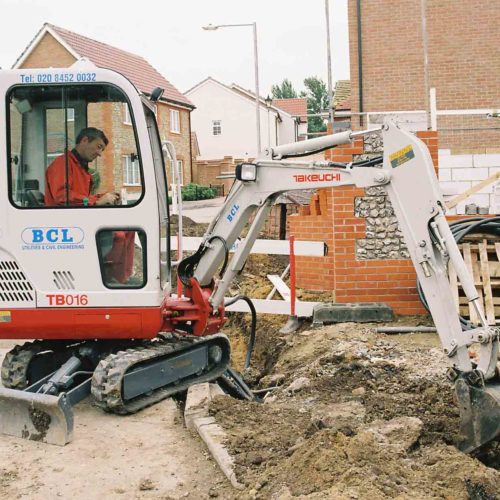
0, 387, 73, 446
455, 378, 500, 453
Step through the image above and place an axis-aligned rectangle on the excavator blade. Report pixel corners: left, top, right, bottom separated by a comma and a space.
0, 388, 73, 446
455, 378, 500, 453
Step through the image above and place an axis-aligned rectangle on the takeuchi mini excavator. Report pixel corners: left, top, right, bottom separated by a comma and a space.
0, 62, 499, 452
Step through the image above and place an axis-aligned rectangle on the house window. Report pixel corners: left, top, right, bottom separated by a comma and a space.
170, 109, 180, 133
123, 154, 141, 186
171, 159, 184, 186
124, 103, 132, 125
212, 120, 222, 136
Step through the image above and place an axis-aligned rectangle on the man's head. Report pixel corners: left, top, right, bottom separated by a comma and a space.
75, 127, 109, 162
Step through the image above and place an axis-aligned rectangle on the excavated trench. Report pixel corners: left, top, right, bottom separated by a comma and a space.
172, 216, 500, 497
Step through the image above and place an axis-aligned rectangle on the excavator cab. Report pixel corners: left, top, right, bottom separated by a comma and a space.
1, 63, 171, 340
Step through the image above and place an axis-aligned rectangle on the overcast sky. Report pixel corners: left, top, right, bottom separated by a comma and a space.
0, 0, 349, 96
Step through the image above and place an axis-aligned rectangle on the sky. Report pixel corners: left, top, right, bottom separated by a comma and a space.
0, 0, 350, 96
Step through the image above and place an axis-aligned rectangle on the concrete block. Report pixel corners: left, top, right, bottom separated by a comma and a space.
438, 168, 451, 182
184, 383, 211, 432
452, 168, 489, 181
313, 302, 394, 325
473, 154, 500, 168
438, 149, 451, 156
440, 181, 471, 196
439, 154, 473, 168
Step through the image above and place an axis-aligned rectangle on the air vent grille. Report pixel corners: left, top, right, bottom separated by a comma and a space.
53, 271, 76, 290
0, 261, 34, 302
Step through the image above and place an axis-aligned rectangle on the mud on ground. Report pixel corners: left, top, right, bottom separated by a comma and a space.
169, 216, 500, 498
211, 323, 500, 499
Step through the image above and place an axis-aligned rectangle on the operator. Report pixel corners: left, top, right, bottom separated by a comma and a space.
45, 127, 135, 285
44, 127, 118, 207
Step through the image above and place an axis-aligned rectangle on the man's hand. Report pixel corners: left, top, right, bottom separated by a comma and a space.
95, 192, 119, 206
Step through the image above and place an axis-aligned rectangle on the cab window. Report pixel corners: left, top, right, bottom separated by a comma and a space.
7, 84, 143, 208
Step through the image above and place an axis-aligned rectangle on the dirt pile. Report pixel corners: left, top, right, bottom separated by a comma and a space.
210, 324, 500, 499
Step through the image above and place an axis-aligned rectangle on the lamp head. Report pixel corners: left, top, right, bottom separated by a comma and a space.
265, 95, 273, 108
202, 24, 219, 31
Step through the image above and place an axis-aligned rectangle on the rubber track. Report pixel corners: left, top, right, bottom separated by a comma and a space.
91, 333, 229, 415
1, 341, 47, 389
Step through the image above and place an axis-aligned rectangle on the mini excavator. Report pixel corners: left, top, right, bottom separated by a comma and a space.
0, 62, 499, 452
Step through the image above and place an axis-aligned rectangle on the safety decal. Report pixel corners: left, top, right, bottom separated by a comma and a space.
389, 145, 415, 168
0, 311, 12, 323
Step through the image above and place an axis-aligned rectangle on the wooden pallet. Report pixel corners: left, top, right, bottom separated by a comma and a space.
448, 238, 500, 325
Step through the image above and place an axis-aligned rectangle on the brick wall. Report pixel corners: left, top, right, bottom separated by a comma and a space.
157, 104, 192, 186
288, 132, 438, 315
20, 32, 77, 68
193, 157, 246, 195
348, 0, 500, 151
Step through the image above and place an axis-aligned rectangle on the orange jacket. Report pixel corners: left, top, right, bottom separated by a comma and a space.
45, 150, 98, 206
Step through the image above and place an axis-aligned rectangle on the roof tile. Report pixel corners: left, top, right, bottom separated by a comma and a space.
272, 98, 308, 121
47, 24, 193, 108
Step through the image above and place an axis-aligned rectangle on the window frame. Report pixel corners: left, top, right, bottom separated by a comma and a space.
171, 159, 184, 187
170, 109, 180, 133
6, 82, 146, 210
212, 119, 222, 136
123, 154, 141, 186
96, 228, 147, 289
123, 103, 132, 125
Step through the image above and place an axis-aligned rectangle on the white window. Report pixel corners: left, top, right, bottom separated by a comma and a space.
124, 103, 132, 125
212, 120, 222, 136
170, 109, 180, 133
171, 160, 184, 186
123, 155, 141, 185
66, 108, 75, 122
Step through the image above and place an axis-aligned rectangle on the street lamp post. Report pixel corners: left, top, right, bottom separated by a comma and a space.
203, 22, 262, 153
265, 95, 273, 148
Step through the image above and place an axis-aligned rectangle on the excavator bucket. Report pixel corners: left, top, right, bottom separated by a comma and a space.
0, 388, 73, 446
455, 379, 500, 453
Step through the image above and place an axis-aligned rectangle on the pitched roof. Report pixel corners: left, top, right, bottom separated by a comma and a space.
272, 98, 308, 122
16, 23, 193, 108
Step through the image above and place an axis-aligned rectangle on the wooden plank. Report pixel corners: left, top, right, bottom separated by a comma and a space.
445, 171, 500, 209
266, 275, 291, 301
462, 243, 480, 324
495, 242, 500, 264
448, 260, 460, 314
225, 298, 319, 316
478, 239, 496, 325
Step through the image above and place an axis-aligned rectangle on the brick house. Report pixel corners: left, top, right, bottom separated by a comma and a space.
13, 23, 195, 195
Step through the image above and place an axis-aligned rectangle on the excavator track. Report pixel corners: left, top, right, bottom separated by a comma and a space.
91, 333, 230, 414
1, 340, 73, 389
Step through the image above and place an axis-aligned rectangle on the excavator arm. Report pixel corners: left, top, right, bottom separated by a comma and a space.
169, 122, 500, 452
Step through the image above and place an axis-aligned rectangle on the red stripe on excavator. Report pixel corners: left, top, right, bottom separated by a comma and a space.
0, 307, 163, 340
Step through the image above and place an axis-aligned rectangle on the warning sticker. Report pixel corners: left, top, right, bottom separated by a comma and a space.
0, 311, 11, 323
389, 145, 415, 168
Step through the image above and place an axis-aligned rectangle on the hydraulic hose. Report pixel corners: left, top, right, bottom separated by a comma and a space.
417, 216, 500, 330
224, 295, 257, 369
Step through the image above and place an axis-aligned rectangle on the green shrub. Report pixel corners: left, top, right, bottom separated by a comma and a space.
180, 183, 216, 201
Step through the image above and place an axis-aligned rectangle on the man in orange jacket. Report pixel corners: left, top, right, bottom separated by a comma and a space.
45, 127, 136, 285
45, 127, 118, 207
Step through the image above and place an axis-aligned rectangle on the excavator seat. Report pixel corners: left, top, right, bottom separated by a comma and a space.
25, 189, 44, 207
